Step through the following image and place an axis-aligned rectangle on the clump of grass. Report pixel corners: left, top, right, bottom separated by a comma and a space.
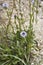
0, 0, 40, 65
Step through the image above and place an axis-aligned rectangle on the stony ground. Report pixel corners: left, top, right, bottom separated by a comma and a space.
0, 0, 43, 65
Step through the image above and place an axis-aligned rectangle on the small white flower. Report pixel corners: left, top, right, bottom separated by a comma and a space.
20, 31, 27, 38
31, 63, 34, 65
2, 3, 9, 8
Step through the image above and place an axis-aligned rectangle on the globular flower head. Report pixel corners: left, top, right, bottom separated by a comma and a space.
31, 0, 34, 4
2, 3, 9, 9
20, 31, 27, 38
